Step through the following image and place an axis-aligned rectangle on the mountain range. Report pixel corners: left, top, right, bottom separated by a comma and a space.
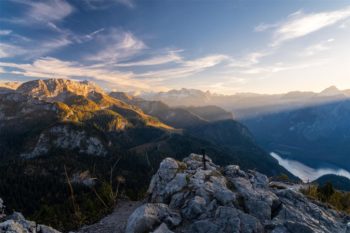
0, 79, 293, 231
141, 86, 350, 181
141, 86, 350, 119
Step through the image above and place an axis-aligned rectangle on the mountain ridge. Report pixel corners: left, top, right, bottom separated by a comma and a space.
141, 86, 350, 119
0, 78, 295, 231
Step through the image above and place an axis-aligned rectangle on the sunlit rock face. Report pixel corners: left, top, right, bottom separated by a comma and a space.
17, 79, 105, 102
126, 153, 350, 233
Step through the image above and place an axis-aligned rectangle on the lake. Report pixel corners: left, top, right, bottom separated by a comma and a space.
270, 152, 350, 182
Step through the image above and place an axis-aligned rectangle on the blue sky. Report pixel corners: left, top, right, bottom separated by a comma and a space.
0, 0, 350, 94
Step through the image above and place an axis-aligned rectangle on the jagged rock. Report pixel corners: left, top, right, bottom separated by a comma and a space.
213, 206, 262, 233
270, 189, 347, 233
125, 203, 181, 233
248, 170, 269, 189
126, 154, 350, 233
224, 165, 247, 178
226, 175, 279, 221
38, 225, 61, 233
189, 220, 219, 233
183, 153, 218, 171
147, 158, 186, 203
182, 196, 207, 219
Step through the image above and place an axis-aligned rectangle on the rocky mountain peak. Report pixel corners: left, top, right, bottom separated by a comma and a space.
110, 91, 135, 102
0, 81, 21, 90
126, 154, 350, 233
319, 85, 343, 97
17, 78, 105, 101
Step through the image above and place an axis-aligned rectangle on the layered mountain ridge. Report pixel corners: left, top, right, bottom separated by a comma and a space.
141, 86, 350, 119
0, 78, 293, 231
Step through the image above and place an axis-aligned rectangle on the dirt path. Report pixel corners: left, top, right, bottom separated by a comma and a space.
76, 200, 142, 233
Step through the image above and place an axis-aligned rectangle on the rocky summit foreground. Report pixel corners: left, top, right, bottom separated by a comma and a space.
126, 154, 350, 233
1, 154, 350, 233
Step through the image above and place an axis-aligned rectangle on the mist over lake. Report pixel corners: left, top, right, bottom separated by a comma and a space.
270, 152, 350, 182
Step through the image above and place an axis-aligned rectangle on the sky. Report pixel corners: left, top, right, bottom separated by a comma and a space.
0, 0, 350, 94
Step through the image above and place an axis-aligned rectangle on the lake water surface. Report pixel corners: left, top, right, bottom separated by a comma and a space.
270, 152, 350, 182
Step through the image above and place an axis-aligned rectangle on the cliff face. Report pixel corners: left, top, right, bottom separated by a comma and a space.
126, 154, 350, 233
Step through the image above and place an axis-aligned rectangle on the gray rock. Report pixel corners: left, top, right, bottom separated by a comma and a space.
169, 192, 186, 209
165, 173, 187, 196
189, 220, 219, 233
125, 203, 181, 233
224, 165, 247, 178
214, 188, 235, 205
126, 154, 350, 233
227, 176, 278, 221
151, 223, 174, 233
38, 224, 62, 233
183, 153, 217, 171
182, 196, 206, 219
0, 210, 61, 233
148, 158, 181, 203
248, 170, 269, 189
158, 158, 179, 181
214, 206, 241, 233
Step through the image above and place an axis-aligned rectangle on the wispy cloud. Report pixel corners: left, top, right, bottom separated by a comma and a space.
7, 0, 74, 25
229, 52, 270, 68
0, 22, 104, 60
137, 54, 229, 80
0, 30, 12, 36
274, 7, 350, 45
0, 37, 71, 59
82, 0, 135, 9
240, 59, 329, 75
47, 22, 105, 44
115, 50, 182, 67
257, 6, 350, 46
339, 19, 350, 29
87, 29, 146, 63
0, 43, 26, 58
254, 23, 279, 32
302, 38, 334, 56
0, 57, 151, 90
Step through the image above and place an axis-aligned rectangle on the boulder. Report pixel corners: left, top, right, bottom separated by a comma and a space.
148, 158, 182, 203
182, 196, 206, 219
125, 203, 181, 233
190, 220, 219, 233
